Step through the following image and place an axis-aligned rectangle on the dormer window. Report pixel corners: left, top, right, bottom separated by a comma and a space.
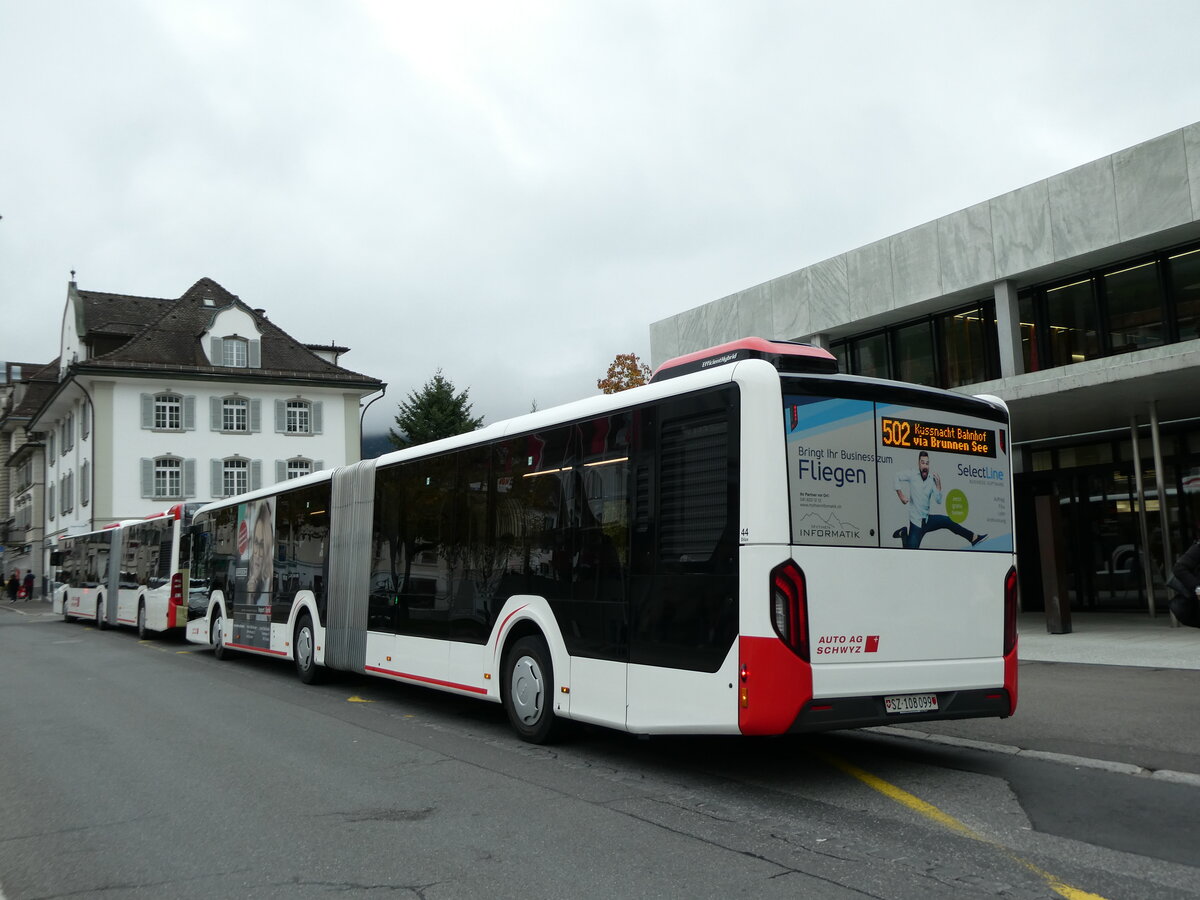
210, 335, 261, 368
223, 336, 248, 367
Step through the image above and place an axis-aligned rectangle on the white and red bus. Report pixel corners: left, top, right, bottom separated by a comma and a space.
56, 503, 199, 637
186, 338, 1018, 742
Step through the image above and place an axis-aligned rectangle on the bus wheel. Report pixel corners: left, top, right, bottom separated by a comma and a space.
211, 612, 230, 660
136, 604, 148, 640
502, 636, 561, 744
95, 599, 107, 631
62, 601, 71, 623
294, 614, 323, 684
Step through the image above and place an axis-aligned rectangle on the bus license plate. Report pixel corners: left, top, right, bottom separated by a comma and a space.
884, 693, 938, 715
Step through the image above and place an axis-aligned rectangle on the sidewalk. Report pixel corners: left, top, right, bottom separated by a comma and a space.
1018, 611, 1200, 670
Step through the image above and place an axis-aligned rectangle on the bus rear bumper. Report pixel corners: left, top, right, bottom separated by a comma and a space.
786, 688, 1013, 733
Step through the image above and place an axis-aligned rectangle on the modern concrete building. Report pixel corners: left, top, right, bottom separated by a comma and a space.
650, 123, 1200, 618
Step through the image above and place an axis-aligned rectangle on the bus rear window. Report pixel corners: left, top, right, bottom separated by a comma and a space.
783, 393, 1012, 551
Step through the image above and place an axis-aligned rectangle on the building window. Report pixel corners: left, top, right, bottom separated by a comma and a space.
1103, 260, 1164, 353
143, 392, 195, 431
851, 333, 889, 379
48, 485, 55, 521
81, 461, 90, 507
48, 432, 55, 462
287, 459, 312, 480
275, 399, 322, 435
81, 403, 90, 439
155, 394, 182, 430
286, 400, 310, 434
224, 398, 249, 432
155, 458, 183, 499
1169, 246, 1200, 342
223, 337, 249, 368
892, 320, 936, 387
223, 458, 249, 497
937, 305, 992, 388
61, 473, 73, 514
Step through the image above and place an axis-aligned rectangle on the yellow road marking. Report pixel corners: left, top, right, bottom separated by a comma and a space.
819, 752, 1109, 900
347, 696, 374, 703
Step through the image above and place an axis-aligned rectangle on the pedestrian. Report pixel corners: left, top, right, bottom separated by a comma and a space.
1167, 537, 1200, 627
22, 569, 35, 602
6, 570, 18, 603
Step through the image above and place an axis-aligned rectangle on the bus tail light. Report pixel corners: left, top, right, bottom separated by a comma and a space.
1003, 566, 1018, 655
167, 572, 184, 628
770, 561, 809, 661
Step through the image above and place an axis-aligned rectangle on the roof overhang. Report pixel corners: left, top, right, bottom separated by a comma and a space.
962, 340, 1200, 447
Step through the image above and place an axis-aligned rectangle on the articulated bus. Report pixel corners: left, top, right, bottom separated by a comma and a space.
56, 502, 199, 637
185, 338, 1018, 742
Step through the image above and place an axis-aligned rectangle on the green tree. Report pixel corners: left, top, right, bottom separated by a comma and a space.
597, 352, 652, 394
388, 369, 485, 449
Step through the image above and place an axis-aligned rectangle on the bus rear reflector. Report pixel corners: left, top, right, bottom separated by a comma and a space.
1003, 566, 1018, 656
770, 561, 809, 661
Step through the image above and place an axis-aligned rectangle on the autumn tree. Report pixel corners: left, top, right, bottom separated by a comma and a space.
388, 369, 484, 449
597, 352, 652, 394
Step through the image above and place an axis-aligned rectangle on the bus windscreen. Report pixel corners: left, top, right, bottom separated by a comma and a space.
783, 393, 1012, 552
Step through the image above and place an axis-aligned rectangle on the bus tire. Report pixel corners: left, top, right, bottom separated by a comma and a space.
136, 603, 148, 640
95, 599, 107, 631
62, 601, 71, 623
502, 635, 561, 744
211, 611, 231, 660
294, 613, 323, 684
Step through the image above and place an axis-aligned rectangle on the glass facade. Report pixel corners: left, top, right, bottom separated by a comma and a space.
832, 300, 1000, 388
1015, 425, 1200, 613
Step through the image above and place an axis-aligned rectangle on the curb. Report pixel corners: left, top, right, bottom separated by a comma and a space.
866, 725, 1200, 788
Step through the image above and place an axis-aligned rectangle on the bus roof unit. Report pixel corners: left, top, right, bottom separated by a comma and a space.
650, 337, 839, 383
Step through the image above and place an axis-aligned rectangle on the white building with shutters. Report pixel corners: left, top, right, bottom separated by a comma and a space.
30, 277, 384, 559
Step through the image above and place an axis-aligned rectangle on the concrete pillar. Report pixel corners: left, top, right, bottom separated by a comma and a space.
1131, 416, 1158, 617
1149, 401, 1179, 626
992, 280, 1024, 378
808, 333, 830, 350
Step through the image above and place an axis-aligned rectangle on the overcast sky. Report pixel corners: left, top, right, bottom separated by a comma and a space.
4, 1, 1200, 435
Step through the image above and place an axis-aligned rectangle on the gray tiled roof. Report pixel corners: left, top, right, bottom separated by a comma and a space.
4, 360, 60, 421
76, 278, 382, 387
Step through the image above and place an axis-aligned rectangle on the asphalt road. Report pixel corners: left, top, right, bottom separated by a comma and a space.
2, 607, 1198, 899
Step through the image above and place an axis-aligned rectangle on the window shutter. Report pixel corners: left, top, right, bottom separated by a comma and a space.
141, 394, 153, 429
250, 399, 261, 433
48, 485, 54, 519
210, 397, 222, 431
276, 460, 286, 483
183, 459, 196, 498
141, 459, 154, 498
249, 339, 261, 368
211, 460, 223, 497
183, 396, 196, 431
275, 400, 286, 433
211, 337, 223, 364
251, 460, 262, 491
314, 459, 324, 472
311, 401, 323, 434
